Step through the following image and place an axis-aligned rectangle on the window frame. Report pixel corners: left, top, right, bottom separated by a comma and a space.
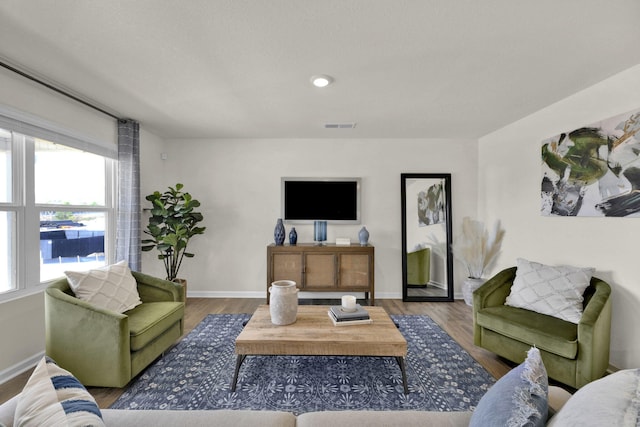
0, 123, 116, 303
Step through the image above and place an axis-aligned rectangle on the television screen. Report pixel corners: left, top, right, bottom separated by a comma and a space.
282, 178, 361, 224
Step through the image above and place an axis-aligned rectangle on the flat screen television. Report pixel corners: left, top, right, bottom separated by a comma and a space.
281, 177, 361, 224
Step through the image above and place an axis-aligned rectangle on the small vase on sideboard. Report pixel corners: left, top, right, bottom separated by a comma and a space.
358, 226, 370, 245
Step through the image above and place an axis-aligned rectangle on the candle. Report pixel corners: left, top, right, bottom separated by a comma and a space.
342, 295, 357, 311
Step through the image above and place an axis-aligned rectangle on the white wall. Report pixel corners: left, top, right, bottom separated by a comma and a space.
0, 67, 116, 148
140, 138, 479, 299
478, 64, 640, 370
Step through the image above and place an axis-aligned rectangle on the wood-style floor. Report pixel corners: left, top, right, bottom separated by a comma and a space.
0, 298, 513, 409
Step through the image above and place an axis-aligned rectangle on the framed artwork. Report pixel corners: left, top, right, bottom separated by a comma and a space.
417, 181, 445, 226
541, 107, 640, 217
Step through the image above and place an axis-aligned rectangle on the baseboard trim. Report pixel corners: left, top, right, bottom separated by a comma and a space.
187, 290, 466, 301
0, 351, 44, 385
186, 290, 405, 300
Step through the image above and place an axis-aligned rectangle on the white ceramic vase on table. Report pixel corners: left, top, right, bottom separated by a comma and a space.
269, 280, 299, 325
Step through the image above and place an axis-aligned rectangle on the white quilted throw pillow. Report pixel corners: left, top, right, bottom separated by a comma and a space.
505, 258, 594, 323
65, 260, 142, 313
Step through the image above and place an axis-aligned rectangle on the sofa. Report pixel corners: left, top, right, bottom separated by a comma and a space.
4, 379, 638, 426
0, 386, 568, 427
45, 270, 185, 388
2, 342, 638, 426
473, 265, 612, 388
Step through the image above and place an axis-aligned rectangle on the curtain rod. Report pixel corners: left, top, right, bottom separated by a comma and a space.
0, 60, 123, 121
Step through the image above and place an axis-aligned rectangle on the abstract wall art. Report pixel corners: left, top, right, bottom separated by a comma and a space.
541, 107, 640, 217
417, 181, 445, 226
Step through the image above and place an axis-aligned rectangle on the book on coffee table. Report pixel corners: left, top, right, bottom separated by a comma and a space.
328, 310, 373, 326
329, 304, 370, 321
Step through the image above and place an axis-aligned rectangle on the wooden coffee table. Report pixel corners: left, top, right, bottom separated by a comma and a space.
232, 304, 409, 393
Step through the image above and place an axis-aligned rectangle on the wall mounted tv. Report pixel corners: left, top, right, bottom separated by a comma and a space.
282, 177, 361, 224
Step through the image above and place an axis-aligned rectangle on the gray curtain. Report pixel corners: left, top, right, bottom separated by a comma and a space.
116, 119, 141, 271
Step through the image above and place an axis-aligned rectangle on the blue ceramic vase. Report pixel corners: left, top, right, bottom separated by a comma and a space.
289, 227, 297, 245
358, 226, 370, 245
274, 218, 286, 245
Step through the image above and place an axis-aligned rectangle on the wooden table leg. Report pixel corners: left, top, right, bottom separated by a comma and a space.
396, 356, 409, 394
230, 354, 247, 391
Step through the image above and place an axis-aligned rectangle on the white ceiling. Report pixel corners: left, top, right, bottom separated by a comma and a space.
1, 1, 639, 139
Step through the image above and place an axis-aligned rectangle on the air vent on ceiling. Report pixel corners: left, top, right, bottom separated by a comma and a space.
324, 122, 357, 129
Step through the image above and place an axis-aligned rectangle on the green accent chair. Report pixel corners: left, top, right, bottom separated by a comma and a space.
45, 271, 185, 388
473, 267, 612, 389
407, 247, 430, 286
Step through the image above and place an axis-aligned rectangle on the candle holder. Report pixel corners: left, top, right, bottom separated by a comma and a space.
314, 220, 327, 245
341, 295, 357, 312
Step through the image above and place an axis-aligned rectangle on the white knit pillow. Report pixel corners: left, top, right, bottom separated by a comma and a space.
505, 258, 594, 323
65, 260, 142, 313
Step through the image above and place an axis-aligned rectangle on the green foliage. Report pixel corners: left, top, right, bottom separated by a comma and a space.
54, 211, 75, 220
141, 183, 206, 281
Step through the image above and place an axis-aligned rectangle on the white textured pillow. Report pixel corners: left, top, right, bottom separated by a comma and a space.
505, 258, 594, 323
15, 357, 105, 427
65, 260, 142, 314
547, 369, 640, 427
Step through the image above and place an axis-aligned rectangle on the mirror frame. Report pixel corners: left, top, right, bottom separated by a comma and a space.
401, 173, 454, 302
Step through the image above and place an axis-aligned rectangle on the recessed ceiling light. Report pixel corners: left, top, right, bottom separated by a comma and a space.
311, 75, 333, 88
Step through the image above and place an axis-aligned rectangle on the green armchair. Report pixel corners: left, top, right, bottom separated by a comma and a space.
45, 271, 185, 388
407, 247, 431, 286
473, 267, 612, 388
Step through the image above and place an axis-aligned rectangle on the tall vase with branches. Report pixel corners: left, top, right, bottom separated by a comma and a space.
451, 217, 505, 305
142, 183, 206, 282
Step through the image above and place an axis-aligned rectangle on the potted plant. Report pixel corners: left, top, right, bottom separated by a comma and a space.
142, 183, 206, 285
451, 217, 504, 306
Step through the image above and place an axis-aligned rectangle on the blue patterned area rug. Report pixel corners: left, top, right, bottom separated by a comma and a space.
111, 313, 495, 414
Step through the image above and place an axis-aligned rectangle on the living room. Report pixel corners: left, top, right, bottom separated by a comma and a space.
1, 1, 640, 424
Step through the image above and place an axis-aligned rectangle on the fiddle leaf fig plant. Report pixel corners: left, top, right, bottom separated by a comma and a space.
142, 183, 206, 281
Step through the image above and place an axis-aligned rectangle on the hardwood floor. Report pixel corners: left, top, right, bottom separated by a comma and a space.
0, 298, 513, 409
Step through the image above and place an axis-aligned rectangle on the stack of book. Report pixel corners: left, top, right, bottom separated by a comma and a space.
328, 304, 372, 326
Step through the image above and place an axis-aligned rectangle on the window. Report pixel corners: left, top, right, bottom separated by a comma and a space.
0, 124, 115, 300
0, 129, 16, 293
35, 140, 110, 281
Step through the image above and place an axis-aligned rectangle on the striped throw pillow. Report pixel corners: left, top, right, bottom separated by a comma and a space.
15, 357, 104, 427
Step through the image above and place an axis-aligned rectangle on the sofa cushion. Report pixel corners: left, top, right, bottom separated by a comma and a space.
476, 305, 578, 359
470, 347, 548, 427
127, 301, 185, 351
102, 409, 297, 427
0, 394, 16, 427
505, 258, 593, 323
547, 368, 640, 427
297, 410, 472, 427
66, 260, 142, 313
14, 356, 105, 427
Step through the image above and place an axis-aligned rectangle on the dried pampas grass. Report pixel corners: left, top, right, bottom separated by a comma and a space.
451, 217, 505, 279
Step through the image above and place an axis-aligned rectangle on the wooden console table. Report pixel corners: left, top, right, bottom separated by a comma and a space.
267, 243, 375, 305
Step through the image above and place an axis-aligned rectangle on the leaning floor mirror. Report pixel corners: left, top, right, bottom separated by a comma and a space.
401, 173, 454, 301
